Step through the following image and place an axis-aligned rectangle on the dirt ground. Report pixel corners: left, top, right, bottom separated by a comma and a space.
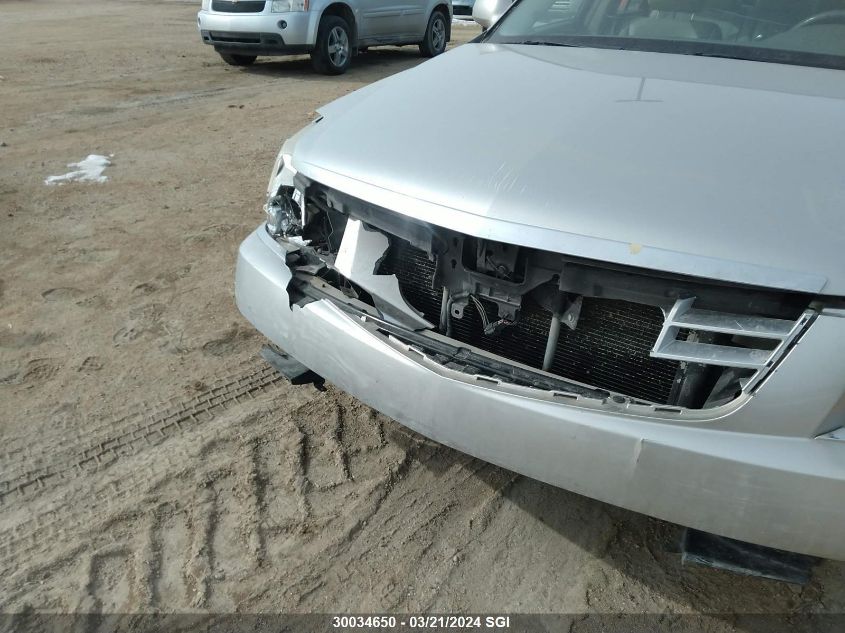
1, 0, 844, 628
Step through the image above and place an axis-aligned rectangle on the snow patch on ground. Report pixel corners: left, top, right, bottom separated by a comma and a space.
452, 17, 479, 26
45, 154, 112, 185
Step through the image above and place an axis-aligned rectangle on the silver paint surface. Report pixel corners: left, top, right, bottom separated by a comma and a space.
292, 44, 845, 293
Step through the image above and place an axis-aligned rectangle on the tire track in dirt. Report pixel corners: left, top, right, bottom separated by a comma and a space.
2, 405, 283, 556
185, 483, 217, 609
0, 365, 413, 614
0, 359, 269, 459
0, 360, 284, 504
0, 384, 309, 605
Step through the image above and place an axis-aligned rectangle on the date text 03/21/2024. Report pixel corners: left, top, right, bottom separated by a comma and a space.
331, 616, 512, 629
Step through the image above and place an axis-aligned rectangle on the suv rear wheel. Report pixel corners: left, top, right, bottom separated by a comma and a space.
311, 16, 353, 75
218, 52, 258, 66
419, 10, 447, 57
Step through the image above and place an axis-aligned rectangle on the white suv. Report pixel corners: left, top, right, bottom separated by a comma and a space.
197, 0, 452, 74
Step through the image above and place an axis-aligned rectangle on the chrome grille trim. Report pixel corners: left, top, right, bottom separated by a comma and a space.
211, 0, 266, 13
651, 297, 814, 391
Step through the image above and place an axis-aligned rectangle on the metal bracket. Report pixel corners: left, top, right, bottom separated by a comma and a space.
261, 345, 325, 390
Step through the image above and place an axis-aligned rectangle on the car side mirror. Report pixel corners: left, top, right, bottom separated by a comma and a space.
472, 0, 513, 30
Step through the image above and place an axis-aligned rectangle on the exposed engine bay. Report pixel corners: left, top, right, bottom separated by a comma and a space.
267, 177, 816, 411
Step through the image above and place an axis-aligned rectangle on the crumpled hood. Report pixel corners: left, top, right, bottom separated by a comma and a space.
292, 43, 845, 294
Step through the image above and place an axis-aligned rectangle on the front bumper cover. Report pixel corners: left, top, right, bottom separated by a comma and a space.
236, 225, 845, 560
197, 9, 316, 50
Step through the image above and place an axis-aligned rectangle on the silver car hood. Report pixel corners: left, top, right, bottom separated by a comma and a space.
292, 44, 845, 294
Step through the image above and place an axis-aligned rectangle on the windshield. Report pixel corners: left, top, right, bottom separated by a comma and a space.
486, 0, 845, 70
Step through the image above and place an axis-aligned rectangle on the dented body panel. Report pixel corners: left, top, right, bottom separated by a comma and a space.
238, 41, 845, 559
236, 227, 845, 559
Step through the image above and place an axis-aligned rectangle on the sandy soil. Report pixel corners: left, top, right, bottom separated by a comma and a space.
1, 0, 844, 627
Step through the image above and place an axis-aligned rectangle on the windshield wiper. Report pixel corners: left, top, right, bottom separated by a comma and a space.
508, 40, 579, 47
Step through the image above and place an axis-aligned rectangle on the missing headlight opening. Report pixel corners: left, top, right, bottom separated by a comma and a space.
274, 179, 816, 411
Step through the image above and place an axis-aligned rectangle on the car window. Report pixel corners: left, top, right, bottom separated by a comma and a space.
488, 0, 845, 70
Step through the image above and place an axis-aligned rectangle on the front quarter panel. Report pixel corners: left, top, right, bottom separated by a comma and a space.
306, 0, 330, 44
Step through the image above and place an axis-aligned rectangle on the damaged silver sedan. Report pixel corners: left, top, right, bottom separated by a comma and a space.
236, 0, 845, 561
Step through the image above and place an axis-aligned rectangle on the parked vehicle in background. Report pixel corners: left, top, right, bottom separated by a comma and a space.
472, 0, 511, 27
236, 0, 845, 561
197, 0, 451, 74
452, 0, 476, 19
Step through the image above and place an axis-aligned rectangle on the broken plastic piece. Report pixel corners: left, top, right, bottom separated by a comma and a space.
681, 528, 818, 585
261, 345, 324, 389
817, 426, 845, 442
333, 218, 432, 330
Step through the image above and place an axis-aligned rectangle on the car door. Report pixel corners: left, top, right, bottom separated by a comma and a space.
397, 0, 429, 38
357, 0, 406, 38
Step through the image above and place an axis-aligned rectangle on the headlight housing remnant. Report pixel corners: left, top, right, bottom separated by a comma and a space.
271, 0, 309, 12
